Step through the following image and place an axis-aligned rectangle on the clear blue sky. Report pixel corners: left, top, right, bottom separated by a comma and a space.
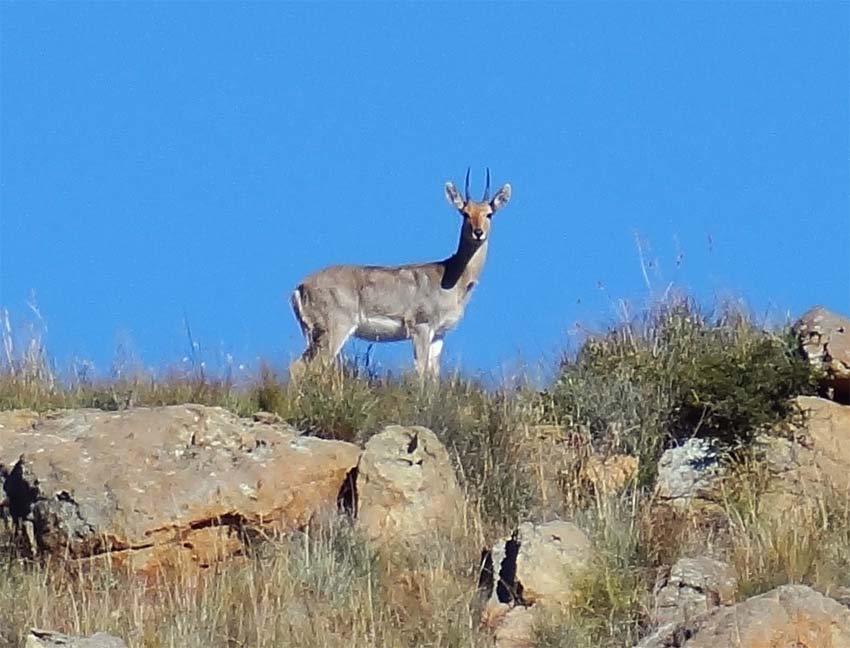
1, 3, 848, 376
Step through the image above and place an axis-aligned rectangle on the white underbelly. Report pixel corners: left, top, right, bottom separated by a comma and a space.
354, 316, 409, 342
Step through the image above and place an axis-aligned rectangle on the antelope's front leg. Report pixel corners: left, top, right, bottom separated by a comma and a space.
411, 325, 435, 377
427, 336, 444, 378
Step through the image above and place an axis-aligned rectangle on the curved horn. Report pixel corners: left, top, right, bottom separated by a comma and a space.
464, 167, 471, 202
482, 167, 491, 201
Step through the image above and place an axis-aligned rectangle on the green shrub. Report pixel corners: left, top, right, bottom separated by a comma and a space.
550, 296, 816, 485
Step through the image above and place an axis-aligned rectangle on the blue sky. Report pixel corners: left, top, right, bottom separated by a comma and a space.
1, 3, 848, 377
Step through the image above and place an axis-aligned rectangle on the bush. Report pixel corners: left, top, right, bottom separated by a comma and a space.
550, 296, 816, 485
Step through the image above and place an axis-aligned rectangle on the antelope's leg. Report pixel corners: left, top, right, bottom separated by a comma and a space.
411, 325, 434, 376
427, 336, 444, 378
298, 321, 355, 366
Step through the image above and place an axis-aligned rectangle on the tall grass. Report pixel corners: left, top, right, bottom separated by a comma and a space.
0, 295, 832, 648
0, 517, 491, 648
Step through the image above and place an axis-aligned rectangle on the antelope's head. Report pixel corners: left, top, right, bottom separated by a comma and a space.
445, 168, 511, 244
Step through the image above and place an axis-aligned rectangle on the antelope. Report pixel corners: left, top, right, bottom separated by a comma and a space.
290, 169, 512, 377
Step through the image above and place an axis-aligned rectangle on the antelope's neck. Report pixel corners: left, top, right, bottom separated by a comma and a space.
442, 236, 488, 291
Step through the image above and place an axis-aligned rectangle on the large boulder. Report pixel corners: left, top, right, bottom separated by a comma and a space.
355, 425, 463, 544
652, 557, 737, 626
636, 584, 850, 648
481, 520, 593, 647
795, 306, 850, 403
0, 405, 360, 575
759, 396, 850, 517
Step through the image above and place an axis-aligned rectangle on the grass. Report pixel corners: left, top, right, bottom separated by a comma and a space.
0, 295, 840, 648
0, 518, 490, 648
721, 459, 850, 600
549, 295, 816, 485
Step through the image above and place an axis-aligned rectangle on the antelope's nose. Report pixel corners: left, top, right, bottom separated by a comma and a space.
473, 228, 485, 239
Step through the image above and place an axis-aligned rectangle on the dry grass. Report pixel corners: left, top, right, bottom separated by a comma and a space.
0, 297, 840, 648
0, 518, 491, 647
723, 463, 850, 599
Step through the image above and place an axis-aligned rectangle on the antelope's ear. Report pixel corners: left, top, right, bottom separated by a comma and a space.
445, 182, 465, 210
491, 184, 512, 212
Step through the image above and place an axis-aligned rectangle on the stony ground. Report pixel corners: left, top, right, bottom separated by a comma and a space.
1, 301, 848, 647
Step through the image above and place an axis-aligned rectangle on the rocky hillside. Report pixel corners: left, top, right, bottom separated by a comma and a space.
1, 302, 848, 647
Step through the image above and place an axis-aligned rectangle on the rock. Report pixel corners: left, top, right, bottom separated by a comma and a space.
759, 396, 850, 517
25, 629, 127, 648
635, 584, 850, 648
517, 424, 583, 510
381, 568, 434, 620
829, 585, 850, 609
491, 606, 535, 648
485, 520, 593, 607
0, 410, 40, 510
0, 405, 360, 576
654, 439, 725, 509
481, 520, 593, 647
0, 409, 40, 433
653, 557, 737, 625
580, 454, 638, 496
252, 410, 282, 425
795, 306, 850, 403
355, 425, 463, 543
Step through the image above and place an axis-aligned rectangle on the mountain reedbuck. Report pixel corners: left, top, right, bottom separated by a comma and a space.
290, 169, 512, 377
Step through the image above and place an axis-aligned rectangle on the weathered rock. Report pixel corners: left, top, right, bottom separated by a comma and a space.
653, 557, 737, 626
655, 439, 725, 509
491, 606, 535, 648
830, 585, 850, 609
517, 424, 583, 509
635, 584, 850, 648
481, 520, 593, 647
759, 396, 850, 517
25, 629, 127, 648
487, 520, 593, 607
580, 453, 638, 496
252, 410, 282, 425
0, 410, 40, 511
0, 409, 40, 433
0, 405, 360, 575
796, 306, 850, 403
355, 425, 463, 543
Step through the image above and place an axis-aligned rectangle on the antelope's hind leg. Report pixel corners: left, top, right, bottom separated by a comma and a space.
291, 320, 356, 378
